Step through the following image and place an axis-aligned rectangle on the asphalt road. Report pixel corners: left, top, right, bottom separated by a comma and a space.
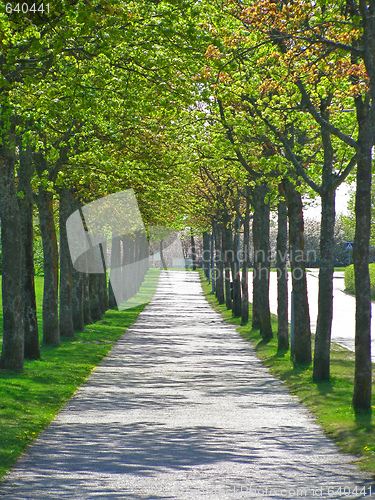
0, 271, 373, 499
248, 270, 375, 361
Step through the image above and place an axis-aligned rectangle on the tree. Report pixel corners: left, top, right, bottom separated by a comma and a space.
199, 0, 374, 404
0, 109, 23, 369
276, 192, 289, 351
17, 129, 40, 359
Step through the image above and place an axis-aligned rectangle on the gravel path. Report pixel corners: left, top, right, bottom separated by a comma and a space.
0, 271, 373, 499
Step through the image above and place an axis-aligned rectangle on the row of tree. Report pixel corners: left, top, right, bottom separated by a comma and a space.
1, 0, 374, 413
0, 1, 194, 368
180, 0, 375, 413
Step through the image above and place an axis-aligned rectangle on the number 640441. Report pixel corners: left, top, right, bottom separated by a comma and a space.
6, 3, 50, 13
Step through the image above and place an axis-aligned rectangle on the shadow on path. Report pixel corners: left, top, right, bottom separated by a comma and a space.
0, 271, 373, 499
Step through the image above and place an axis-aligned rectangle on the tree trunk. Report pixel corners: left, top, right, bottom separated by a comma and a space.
36, 187, 60, 346
241, 193, 250, 324
139, 230, 148, 282
352, 100, 372, 412
191, 229, 196, 270
83, 273, 93, 324
0, 120, 24, 370
252, 197, 261, 330
89, 273, 102, 321
140, 230, 148, 286
223, 224, 232, 310
71, 266, 84, 331
108, 234, 117, 310
312, 102, 336, 381
59, 188, 75, 338
213, 220, 224, 304
130, 231, 140, 295
313, 189, 335, 380
109, 234, 121, 308
283, 179, 311, 366
276, 197, 289, 351
99, 243, 109, 313
134, 230, 143, 293
17, 136, 40, 360
160, 239, 167, 269
210, 229, 215, 292
67, 194, 84, 331
203, 231, 210, 278
129, 236, 136, 297
108, 280, 116, 309
232, 215, 242, 317
121, 234, 134, 300
20, 196, 40, 358
256, 184, 273, 340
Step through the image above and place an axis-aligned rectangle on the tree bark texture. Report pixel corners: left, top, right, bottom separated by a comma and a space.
89, 273, 102, 321
0, 122, 24, 370
232, 215, 242, 318
223, 224, 232, 310
313, 188, 335, 380
203, 231, 210, 279
108, 280, 116, 309
36, 187, 60, 346
83, 273, 93, 324
121, 235, 131, 302
134, 230, 145, 293
210, 230, 215, 292
191, 229, 196, 271
109, 235, 121, 309
66, 194, 84, 331
252, 197, 261, 330
140, 230, 149, 281
255, 184, 272, 340
132, 234, 138, 293
17, 136, 40, 359
59, 188, 75, 338
241, 193, 250, 324
71, 266, 84, 331
213, 220, 224, 305
276, 197, 289, 351
313, 104, 336, 381
352, 98, 372, 412
99, 242, 109, 314
283, 179, 311, 365
160, 239, 167, 270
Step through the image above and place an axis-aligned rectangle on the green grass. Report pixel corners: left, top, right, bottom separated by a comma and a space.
199, 270, 375, 476
0, 268, 160, 481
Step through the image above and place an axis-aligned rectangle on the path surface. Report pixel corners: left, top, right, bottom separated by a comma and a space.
1, 271, 373, 499
250, 270, 375, 361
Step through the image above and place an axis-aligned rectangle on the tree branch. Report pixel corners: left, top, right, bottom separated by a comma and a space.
295, 80, 359, 150
217, 98, 263, 179
331, 154, 358, 190
243, 95, 322, 194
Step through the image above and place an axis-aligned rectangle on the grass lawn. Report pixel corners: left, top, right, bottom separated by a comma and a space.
0, 268, 160, 481
199, 270, 375, 476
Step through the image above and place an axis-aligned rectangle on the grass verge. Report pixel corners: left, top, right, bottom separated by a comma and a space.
0, 268, 160, 481
199, 270, 375, 477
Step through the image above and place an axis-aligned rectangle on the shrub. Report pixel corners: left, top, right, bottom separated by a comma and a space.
370, 264, 375, 296
344, 264, 355, 294
345, 263, 375, 296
